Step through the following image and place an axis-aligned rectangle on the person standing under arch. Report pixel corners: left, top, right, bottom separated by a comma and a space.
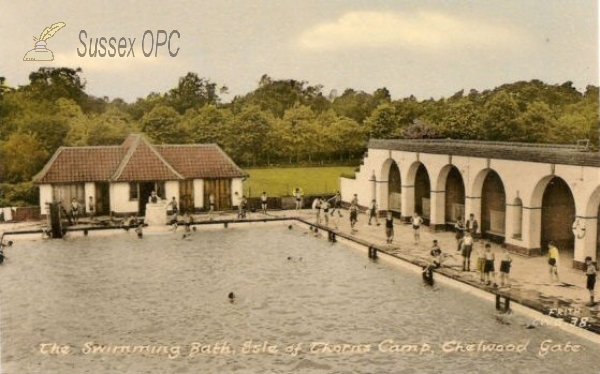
548, 241, 560, 283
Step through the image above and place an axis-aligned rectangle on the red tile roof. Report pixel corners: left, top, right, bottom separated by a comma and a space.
33, 146, 126, 183
34, 134, 246, 184
156, 144, 248, 179
111, 135, 184, 182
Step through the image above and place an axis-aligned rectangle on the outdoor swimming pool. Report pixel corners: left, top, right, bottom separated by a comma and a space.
0, 222, 598, 373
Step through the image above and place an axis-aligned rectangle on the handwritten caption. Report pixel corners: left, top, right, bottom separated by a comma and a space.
38, 339, 584, 359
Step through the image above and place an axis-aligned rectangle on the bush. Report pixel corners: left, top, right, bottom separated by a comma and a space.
0, 182, 39, 207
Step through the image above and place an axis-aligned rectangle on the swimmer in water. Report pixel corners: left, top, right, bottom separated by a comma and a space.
135, 224, 143, 239
422, 266, 434, 286
228, 292, 236, 302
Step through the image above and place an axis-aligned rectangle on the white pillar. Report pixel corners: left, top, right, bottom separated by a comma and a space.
400, 184, 414, 221
429, 190, 445, 229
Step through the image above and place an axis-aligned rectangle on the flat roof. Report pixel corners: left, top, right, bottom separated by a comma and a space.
368, 139, 600, 167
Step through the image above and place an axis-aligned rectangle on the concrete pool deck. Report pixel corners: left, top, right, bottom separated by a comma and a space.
1, 209, 599, 337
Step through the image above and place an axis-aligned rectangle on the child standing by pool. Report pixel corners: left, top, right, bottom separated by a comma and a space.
385, 211, 394, 244
548, 241, 560, 283
476, 242, 486, 283
349, 201, 358, 229
584, 256, 597, 306
483, 243, 496, 286
261, 191, 268, 214
499, 244, 512, 287
460, 231, 474, 272
321, 199, 330, 226
410, 212, 423, 244
368, 199, 380, 226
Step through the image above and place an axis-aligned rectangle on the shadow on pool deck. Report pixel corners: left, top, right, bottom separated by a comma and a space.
2, 209, 599, 335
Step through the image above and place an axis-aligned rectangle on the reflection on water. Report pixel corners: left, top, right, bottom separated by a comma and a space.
0, 224, 598, 373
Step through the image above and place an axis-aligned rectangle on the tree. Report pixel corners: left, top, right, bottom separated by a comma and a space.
324, 116, 366, 161
185, 105, 232, 145
167, 72, 225, 114
222, 105, 274, 165
515, 101, 556, 142
481, 91, 522, 141
141, 105, 185, 143
0, 132, 48, 183
364, 103, 399, 139
87, 107, 138, 145
279, 104, 318, 163
24, 67, 88, 109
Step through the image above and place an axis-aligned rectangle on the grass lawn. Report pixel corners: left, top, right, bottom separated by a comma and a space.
242, 166, 357, 197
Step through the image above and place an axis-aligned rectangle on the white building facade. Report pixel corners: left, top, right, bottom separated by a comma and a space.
341, 139, 600, 268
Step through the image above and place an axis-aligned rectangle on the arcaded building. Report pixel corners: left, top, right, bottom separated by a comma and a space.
341, 139, 600, 268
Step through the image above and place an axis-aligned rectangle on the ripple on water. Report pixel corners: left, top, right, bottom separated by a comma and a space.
0, 225, 598, 374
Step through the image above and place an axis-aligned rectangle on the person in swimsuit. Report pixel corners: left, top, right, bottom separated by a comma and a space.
169, 197, 179, 222
70, 198, 80, 225
454, 216, 466, 252
349, 201, 358, 229
548, 241, 560, 283
466, 213, 479, 238
410, 212, 423, 244
261, 191, 268, 214
328, 191, 343, 217
498, 244, 512, 287
294, 188, 302, 210
460, 231, 474, 272
483, 243, 496, 286
312, 197, 322, 224
321, 199, 330, 226
385, 211, 394, 244
135, 224, 143, 239
584, 256, 597, 306
368, 199, 380, 226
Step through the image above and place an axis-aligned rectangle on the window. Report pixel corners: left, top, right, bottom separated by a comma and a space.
129, 182, 138, 201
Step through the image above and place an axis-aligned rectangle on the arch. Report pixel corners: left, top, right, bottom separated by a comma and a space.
584, 186, 600, 260
413, 164, 431, 218
377, 158, 397, 210
443, 166, 465, 223
585, 186, 600, 218
387, 160, 401, 211
539, 177, 576, 254
481, 170, 506, 238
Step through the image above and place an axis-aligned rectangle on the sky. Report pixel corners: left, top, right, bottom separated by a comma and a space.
1, 0, 598, 103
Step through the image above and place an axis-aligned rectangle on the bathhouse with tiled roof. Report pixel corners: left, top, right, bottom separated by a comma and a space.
342, 139, 600, 268
34, 134, 247, 215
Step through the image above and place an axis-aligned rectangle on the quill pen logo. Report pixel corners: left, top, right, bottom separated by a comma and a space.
23, 22, 66, 61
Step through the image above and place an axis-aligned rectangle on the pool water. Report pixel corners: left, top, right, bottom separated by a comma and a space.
0, 223, 598, 373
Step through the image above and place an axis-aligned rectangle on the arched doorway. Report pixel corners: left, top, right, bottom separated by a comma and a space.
445, 166, 465, 223
414, 164, 431, 219
541, 177, 575, 254
388, 161, 401, 212
481, 171, 506, 238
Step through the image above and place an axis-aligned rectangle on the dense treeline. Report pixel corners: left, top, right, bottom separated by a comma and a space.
0, 67, 598, 206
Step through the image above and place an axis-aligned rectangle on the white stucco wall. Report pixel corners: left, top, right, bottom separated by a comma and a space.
84, 182, 95, 213
231, 178, 243, 201
109, 182, 138, 214
193, 179, 204, 208
165, 181, 180, 206
39, 184, 53, 215
342, 147, 600, 264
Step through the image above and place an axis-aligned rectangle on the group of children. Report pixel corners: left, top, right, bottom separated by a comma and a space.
422, 233, 513, 288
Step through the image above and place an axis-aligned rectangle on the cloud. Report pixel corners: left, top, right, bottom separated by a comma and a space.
298, 10, 524, 52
